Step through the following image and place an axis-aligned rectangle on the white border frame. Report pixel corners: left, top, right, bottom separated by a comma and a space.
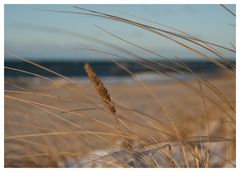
1, 0, 238, 171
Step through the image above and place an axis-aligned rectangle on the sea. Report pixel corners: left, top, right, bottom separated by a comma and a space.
4, 59, 235, 86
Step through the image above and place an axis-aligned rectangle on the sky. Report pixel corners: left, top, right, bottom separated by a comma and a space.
4, 4, 236, 61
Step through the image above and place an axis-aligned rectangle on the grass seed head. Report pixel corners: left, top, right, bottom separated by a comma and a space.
84, 63, 116, 114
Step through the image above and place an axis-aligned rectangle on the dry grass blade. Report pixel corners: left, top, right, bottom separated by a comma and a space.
220, 4, 236, 17
83, 63, 143, 162
5, 5, 235, 167
73, 7, 235, 77
5, 53, 103, 107
84, 63, 116, 115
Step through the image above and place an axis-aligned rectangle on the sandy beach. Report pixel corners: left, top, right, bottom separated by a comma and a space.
4, 73, 235, 167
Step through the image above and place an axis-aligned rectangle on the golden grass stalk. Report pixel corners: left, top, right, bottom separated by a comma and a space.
83, 63, 140, 156
84, 63, 116, 115
84, 63, 145, 160
194, 145, 200, 167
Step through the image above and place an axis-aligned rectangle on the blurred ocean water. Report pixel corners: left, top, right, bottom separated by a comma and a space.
5, 60, 233, 90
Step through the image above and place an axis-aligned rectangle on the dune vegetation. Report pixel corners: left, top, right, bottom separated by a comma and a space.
4, 5, 235, 167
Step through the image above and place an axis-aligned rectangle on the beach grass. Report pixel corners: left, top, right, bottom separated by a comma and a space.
4, 5, 235, 167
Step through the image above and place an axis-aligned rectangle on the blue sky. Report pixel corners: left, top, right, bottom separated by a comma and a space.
5, 4, 236, 61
